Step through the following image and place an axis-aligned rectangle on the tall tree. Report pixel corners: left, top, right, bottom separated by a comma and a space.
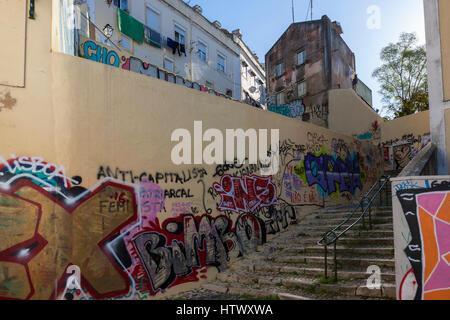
372, 32, 428, 118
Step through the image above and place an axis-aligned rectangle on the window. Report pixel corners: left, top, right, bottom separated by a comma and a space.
217, 53, 226, 72
164, 56, 174, 72
275, 63, 284, 77
198, 41, 207, 61
298, 80, 307, 97
146, 7, 160, 32
276, 92, 284, 105
297, 50, 306, 65
119, 33, 133, 52
205, 80, 214, 88
113, 0, 128, 10
174, 25, 186, 45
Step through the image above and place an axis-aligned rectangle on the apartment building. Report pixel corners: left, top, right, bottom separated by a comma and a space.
231, 29, 266, 109
265, 15, 373, 128
80, 0, 241, 99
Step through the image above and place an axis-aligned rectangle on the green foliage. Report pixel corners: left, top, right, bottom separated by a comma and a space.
304, 284, 317, 294
317, 275, 337, 284
372, 32, 428, 119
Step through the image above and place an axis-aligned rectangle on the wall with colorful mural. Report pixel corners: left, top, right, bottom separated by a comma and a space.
380, 111, 430, 171
0, 2, 383, 299
392, 176, 450, 300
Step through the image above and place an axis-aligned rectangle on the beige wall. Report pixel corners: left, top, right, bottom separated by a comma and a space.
439, 0, 450, 101
0, 0, 27, 87
380, 111, 430, 171
327, 88, 382, 137
0, 0, 383, 300
380, 111, 430, 145
392, 175, 450, 300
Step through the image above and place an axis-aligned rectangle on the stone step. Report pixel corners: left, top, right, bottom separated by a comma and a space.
301, 215, 393, 226
311, 210, 393, 220
278, 292, 311, 300
282, 278, 395, 299
201, 283, 282, 300
214, 271, 395, 299
301, 229, 393, 238
319, 206, 392, 214
269, 245, 394, 256
273, 237, 394, 247
299, 223, 393, 231
231, 261, 396, 282
270, 255, 395, 269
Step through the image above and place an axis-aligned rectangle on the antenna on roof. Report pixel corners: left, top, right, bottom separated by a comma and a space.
310, 0, 313, 20
291, 0, 295, 23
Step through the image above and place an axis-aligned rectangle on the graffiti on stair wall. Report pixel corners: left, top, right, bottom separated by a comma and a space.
381, 133, 431, 171
0, 134, 381, 299
396, 181, 450, 300
79, 38, 232, 101
0, 176, 138, 300
213, 175, 278, 213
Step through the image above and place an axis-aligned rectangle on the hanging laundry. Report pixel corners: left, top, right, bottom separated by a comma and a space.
167, 38, 181, 55
180, 44, 187, 57
167, 37, 176, 50
117, 8, 144, 44
144, 25, 161, 48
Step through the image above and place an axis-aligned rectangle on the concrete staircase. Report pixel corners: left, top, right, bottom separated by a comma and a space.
202, 189, 396, 300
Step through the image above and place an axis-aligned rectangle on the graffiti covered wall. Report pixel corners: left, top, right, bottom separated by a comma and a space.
392, 176, 450, 300
0, 23, 383, 299
380, 111, 430, 171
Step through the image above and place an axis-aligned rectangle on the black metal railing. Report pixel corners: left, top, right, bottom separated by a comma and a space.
317, 174, 391, 281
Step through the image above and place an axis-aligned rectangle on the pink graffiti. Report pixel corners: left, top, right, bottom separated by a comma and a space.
212, 174, 278, 213
139, 180, 165, 225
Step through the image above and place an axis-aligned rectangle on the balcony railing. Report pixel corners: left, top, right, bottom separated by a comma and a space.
355, 78, 372, 107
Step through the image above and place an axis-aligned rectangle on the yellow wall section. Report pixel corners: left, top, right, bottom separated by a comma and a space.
380, 111, 430, 145
328, 89, 382, 137
0, 0, 27, 87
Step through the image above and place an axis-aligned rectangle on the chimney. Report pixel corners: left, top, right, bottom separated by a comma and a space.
213, 20, 222, 29
232, 29, 242, 39
332, 21, 343, 34
193, 5, 202, 14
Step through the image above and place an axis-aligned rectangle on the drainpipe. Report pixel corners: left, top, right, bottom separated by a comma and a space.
189, 20, 193, 81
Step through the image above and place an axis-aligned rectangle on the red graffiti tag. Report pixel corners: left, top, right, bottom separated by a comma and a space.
212, 175, 278, 213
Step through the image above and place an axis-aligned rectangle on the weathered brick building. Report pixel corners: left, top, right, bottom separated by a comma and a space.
265, 15, 372, 128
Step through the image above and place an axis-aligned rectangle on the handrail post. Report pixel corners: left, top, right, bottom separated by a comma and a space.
324, 244, 328, 279
368, 205, 372, 230
385, 183, 388, 207
379, 187, 382, 206
333, 242, 337, 282
362, 209, 366, 229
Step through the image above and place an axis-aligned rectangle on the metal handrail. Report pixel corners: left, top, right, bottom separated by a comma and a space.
317, 174, 391, 281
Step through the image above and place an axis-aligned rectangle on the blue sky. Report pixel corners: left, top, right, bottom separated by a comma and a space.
186, 0, 426, 117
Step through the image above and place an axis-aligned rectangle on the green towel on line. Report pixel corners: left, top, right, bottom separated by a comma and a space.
117, 8, 143, 44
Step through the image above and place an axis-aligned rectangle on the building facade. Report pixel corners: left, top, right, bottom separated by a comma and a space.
265, 15, 372, 128
66, 0, 266, 107
80, 0, 241, 100
232, 29, 266, 109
